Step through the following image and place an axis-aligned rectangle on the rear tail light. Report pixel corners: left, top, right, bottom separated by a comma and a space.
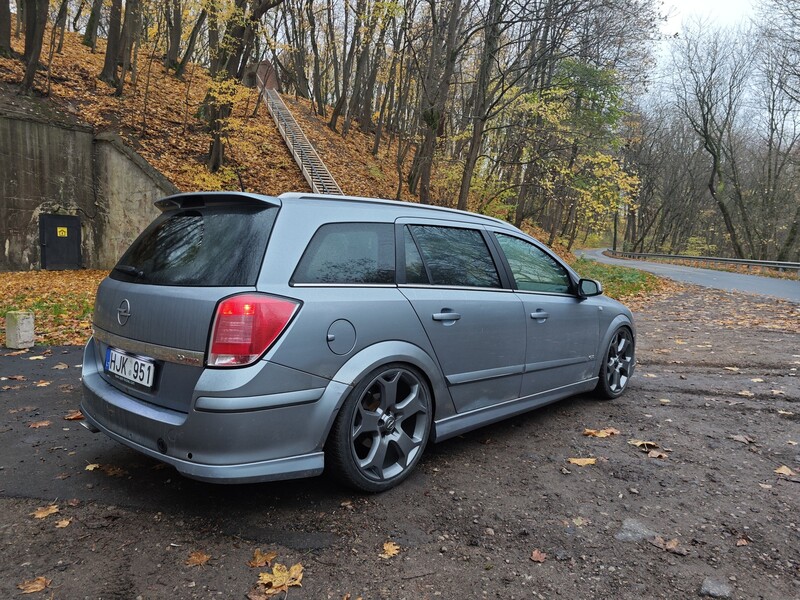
208, 294, 300, 367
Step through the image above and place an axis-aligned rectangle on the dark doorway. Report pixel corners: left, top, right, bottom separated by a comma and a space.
39, 214, 82, 270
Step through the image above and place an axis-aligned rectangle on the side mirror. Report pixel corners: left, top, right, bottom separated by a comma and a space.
578, 278, 603, 298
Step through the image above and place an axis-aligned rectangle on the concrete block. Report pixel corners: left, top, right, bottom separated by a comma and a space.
5, 311, 35, 349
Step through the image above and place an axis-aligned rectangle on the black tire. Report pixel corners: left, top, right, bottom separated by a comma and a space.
327, 363, 432, 492
595, 326, 635, 399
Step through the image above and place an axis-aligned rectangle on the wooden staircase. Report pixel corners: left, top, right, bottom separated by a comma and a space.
256, 71, 342, 195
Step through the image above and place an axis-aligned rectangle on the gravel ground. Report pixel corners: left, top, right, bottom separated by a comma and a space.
0, 285, 798, 599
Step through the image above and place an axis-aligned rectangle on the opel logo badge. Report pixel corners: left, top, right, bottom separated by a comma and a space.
117, 299, 131, 326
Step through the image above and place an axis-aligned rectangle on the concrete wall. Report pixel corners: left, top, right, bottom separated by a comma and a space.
0, 110, 179, 271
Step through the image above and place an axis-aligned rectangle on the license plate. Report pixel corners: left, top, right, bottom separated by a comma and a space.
104, 347, 156, 389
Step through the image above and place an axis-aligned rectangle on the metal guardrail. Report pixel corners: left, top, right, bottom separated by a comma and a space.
608, 251, 800, 273
256, 75, 342, 195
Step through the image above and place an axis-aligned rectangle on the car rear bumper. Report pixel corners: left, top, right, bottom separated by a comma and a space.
81, 338, 351, 484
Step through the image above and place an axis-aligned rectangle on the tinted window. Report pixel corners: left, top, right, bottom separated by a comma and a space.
409, 225, 500, 288
110, 206, 278, 286
403, 227, 429, 284
293, 223, 395, 284
495, 234, 571, 293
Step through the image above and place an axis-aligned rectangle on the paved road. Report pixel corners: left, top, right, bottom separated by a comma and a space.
577, 248, 800, 303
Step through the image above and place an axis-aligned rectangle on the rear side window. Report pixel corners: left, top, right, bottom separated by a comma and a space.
407, 225, 500, 288
110, 206, 278, 286
292, 223, 395, 284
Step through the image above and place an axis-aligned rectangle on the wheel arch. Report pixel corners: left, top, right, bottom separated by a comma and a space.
316, 340, 455, 450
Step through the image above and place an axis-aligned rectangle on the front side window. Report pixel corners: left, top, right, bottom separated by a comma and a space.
495, 234, 571, 294
407, 225, 500, 288
292, 223, 395, 284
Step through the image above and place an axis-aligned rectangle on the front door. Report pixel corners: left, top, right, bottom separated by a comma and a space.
492, 232, 600, 397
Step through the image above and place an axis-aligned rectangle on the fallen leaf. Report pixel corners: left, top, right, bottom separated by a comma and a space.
777, 410, 794, 415
659, 398, 671, 404
758, 483, 772, 489
5, 349, 29, 356
85, 463, 100, 471
572, 517, 589, 527
66, 498, 80, 507
730, 434, 755, 444
257, 563, 304, 595
628, 439, 659, 451
186, 551, 211, 567
378, 541, 400, 559
724, 366, 740, 372
774, 465, 795, 477
31, 505, 59, 519
6, 375, 26, 381
100, 464, 128, 477
28, 356, 46, 361
34, 380, 51, 387
248, 549, 278, 568
9, 405, 35, 413
29, 420, 51, 429
648, 450, 669, 459
530, 549, 547, 563
750, 378, 764, 383
737, 390, 754, 397
649, 536, 688, 555
643, 373, 658, 378
64, 410, 84, 421
567, 457, 596, 466
55, 518, 72, 528
788, 441, 798, 446
736, 538, 748, 546
772, 390, 786, 396
17, 576, 51, 594
52, 362, 69, 370
583, 427, 620, 438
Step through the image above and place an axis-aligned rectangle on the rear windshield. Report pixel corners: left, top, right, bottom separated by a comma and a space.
110, 206, 278, 286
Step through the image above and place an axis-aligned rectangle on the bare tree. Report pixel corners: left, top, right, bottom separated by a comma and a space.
20, 0, 50, 93
0, 0, 11, 57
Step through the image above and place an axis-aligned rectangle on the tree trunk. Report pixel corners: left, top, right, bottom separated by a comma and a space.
115, 0, 141, 96
409, 0, 462, 204
307, 0, 325, 115
0, 0, 10, 57
82, 0, 102, 49
164, 0, 182, 70
71, 0, 85, 32
99, 0, 122, 85
20, 0, 48, 93
456, 0, 501, 211
175, 9, 206, 78
56, 0, 67, 53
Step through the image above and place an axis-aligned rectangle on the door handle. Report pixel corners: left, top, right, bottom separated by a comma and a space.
432, 312, 461, 322
530, 310, 549, 321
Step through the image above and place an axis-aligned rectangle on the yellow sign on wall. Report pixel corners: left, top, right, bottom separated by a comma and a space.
56, 227, 68, 237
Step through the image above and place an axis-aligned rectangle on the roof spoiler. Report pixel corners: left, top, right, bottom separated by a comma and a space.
154, 191, 281, 211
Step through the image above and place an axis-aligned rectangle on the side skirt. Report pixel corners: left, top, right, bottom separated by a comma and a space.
431, 378, 598, 442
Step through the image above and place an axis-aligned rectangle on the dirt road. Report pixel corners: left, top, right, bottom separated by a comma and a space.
1, 286, 798, 599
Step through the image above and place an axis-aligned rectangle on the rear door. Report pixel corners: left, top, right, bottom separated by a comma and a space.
491, 232, 600, 397
397, 222, 526, 413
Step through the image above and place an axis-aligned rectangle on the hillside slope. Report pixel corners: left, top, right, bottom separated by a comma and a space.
0, 26, 424, 203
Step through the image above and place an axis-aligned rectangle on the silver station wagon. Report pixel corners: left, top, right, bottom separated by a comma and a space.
81, 192, 636, 491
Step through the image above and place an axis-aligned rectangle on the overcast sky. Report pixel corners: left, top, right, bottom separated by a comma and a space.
661, 0, 756, 35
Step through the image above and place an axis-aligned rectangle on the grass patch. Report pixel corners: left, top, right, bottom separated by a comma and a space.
0, 270, 107, 346
569, 257, 663, 301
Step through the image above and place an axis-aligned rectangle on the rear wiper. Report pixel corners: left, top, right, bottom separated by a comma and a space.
113, 264, 144, 278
